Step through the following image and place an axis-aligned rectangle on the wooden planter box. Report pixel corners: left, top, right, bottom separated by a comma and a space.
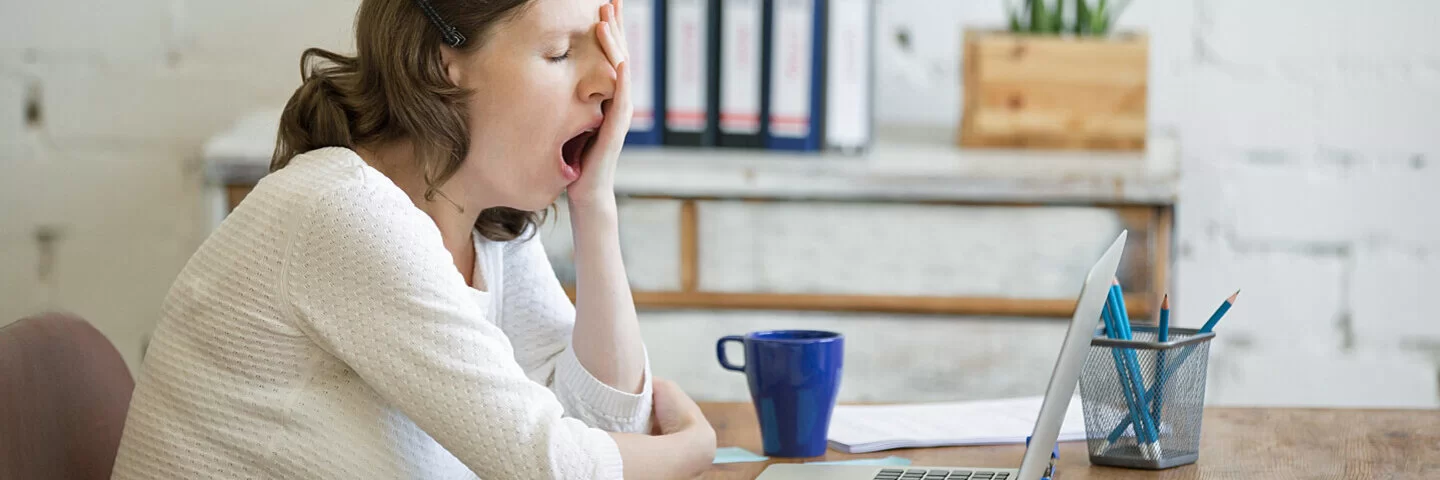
960, 30, 1148, 151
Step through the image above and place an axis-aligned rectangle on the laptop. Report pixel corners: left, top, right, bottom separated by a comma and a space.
755, 230, 1127, 480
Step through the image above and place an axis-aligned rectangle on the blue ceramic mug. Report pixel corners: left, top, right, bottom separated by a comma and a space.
716, 330, 844, 457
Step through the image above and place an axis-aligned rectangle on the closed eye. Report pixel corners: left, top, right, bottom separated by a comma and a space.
547, 49, 571, 63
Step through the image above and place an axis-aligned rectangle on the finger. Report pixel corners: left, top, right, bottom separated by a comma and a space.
596, 61, 630, 140
652, 379, 684, 412
610, 61, 631, 125
665, 380, 705, 420
598, 5, 612, 44
601, 2, 628, 60
596, 20, 626, 68
615, 59, 630, 104
578, 61, 630, 165
613, 0, 628, 56
614, 0, 624, 33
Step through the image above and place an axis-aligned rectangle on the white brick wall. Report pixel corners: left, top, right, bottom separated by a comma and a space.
1205, 0, 1440, 62
0, 72, 25, 159
1352, 245, 1439, 343
1207, 350, 1437, 408
693, 201, 1123, 298
1316, 82, 1440, 154
1175, 237, 1348, 352
0, 0, 173, 65
0, 237, 47, 326
1227, 161, 1355, 244
540, 199, 684, 291
1177, 70, 1321, 152
2, 143, 207, 369
28, 62, 295, 143
1165, 0, 1440, 408
0, 0, 1436, 407
1201, 155, 1439, 248
173, 0, 360, 67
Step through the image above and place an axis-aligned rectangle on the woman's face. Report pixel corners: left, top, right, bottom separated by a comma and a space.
444, 0, 615, 212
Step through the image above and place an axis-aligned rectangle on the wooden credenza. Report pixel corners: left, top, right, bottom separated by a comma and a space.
206, 117, 1178, 319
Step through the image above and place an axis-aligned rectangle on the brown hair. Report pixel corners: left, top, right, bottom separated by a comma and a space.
270, 0, 543, 242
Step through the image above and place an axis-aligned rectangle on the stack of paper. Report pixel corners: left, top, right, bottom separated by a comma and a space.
825, 396, 1087, 454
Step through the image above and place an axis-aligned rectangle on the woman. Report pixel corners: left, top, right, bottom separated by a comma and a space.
110, 0, 717, 478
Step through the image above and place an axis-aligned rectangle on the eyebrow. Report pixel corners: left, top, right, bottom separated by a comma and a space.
540, 27, 590, 41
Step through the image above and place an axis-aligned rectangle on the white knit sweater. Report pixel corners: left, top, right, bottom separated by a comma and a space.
111, 147, 651, 479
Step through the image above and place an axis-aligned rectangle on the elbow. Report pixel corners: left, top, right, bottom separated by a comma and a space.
541, 418, 629, 480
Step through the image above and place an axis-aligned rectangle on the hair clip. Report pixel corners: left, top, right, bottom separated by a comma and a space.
411, 0, 467, 47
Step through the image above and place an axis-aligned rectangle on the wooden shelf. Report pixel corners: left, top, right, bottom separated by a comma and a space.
607, 125, 1177, 206
205, 110, 1177, 319
567, 287, 1155, 318
204, 111, 1178, 207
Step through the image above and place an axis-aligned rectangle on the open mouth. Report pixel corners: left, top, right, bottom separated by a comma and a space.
561, 129, 597, 169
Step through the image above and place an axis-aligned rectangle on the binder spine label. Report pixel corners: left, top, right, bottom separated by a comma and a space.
769, 0, 814, 139
666, 0, 708, 132
720, 0, 763, 134
826, 0, 870, 148
625, 0, 656, 131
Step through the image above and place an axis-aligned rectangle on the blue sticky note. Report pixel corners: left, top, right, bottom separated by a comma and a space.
807, 456, 912, 466
713, 446, 769, 464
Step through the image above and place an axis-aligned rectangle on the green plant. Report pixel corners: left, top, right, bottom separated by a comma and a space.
1006, 0, 1132, 36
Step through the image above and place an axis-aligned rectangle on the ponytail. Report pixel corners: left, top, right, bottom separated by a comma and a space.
270, 48, 361, 172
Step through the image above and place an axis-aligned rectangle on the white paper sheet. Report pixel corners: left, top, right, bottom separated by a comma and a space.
826, 396, 1088, 454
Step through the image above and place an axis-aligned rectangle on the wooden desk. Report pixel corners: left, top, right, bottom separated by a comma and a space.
699, 402, 1440, 479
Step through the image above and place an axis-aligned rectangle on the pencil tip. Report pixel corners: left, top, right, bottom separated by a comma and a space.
1229, 290, 1240, 302
1161, 294, 1169, 309
1112, 278, 1120, 286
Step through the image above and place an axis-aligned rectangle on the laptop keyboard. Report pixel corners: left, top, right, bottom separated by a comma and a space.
873, 469, 1010, 480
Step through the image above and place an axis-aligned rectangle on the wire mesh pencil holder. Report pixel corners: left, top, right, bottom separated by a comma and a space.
1079, 326, 1214, 470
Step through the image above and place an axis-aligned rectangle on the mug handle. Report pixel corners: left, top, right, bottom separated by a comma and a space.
716, 335, 745, 372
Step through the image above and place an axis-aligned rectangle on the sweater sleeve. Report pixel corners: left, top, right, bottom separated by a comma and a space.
498, 228, 654, 434
281, 182, 623, 480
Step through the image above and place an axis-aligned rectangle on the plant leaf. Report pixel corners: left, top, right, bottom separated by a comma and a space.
1030, 0, 1045, 33
1054, 0, 1065, 33
1091, 3, 1108, 35
1006, 0, 1024, 32
1107, 0, 1131, 33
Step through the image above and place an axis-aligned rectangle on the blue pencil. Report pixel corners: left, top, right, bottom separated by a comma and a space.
1117, 283, 1160, 456
1111, 279, 1132, 338
1200, 290, 1239, 333
1151, 295, 1170, 420
1101, 290, 1239, 452
1157, 294, 1171, 339
1161, 289, 1239, 377
1099, 300, 1158, 459
1104, 281, 1160, 458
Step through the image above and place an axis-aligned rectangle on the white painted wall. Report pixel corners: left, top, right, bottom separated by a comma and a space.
1, 0, 1436, 408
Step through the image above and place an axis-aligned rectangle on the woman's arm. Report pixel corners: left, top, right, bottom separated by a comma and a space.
565, 0, 647, 396
568, 199, 647, 394
609, 379, 717, 480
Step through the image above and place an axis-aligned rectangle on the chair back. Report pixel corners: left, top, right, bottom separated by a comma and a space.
0, 312, 135, 480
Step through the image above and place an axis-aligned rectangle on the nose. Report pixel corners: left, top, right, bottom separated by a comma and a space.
577, 48, 617, 104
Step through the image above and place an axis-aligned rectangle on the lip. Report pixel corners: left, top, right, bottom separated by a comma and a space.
558, 115, 605, 183
576, 115, 603, 137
